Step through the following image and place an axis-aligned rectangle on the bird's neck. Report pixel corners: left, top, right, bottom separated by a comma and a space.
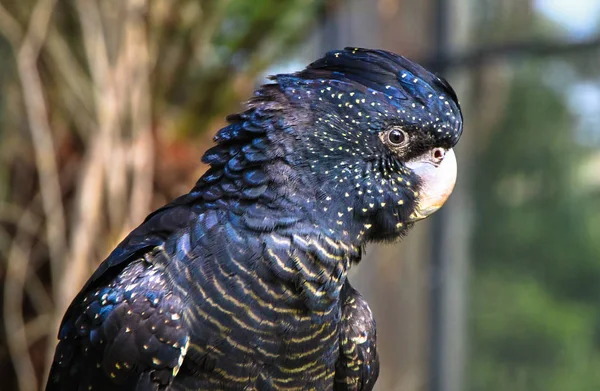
189, 165, 367, 311
232, 170, 367, 311
256, 223, 362, 312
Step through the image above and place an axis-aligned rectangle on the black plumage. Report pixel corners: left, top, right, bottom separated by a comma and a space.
46, 47, 462, 391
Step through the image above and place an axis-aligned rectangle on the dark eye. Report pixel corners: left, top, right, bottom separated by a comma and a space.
387, 128, 407, 146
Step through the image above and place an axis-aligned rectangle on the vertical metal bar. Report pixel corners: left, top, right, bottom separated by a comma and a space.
429, 0, 449, 390
428, 192, 448, 391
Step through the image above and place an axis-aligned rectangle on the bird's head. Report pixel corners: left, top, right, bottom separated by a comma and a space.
200, 47, 462, 243
272, 47, 463, 241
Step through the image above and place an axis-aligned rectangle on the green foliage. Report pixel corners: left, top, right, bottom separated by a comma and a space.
152, 0, 325, 136
469, 61, 600, 390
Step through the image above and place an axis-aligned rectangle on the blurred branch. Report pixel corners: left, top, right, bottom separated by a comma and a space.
0, 3, 23, 46
426, 35, 600, 70
24, 313, 54, 345
45, 27, 95, 136
60, 0, 112, 319
124, 0, 154, 228
14, 0, 67, 307
3, 207, 42, 391
9, 2, 70, 386
0, 202, 36, 232
25, 273, 54, 318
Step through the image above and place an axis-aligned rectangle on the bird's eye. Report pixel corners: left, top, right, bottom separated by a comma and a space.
386, 128, 407, 146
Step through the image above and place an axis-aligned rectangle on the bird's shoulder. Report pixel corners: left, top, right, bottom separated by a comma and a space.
47, 197, 200, 391
86, 195, 198, 290
48, 248, 190, 390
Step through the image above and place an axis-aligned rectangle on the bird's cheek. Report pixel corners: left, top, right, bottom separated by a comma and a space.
405, 148, 457, 222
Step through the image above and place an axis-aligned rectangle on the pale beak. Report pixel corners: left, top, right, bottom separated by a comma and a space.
405, 148, 457, 222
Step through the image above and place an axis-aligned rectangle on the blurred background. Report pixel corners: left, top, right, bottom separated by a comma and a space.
1, 0, 600, 390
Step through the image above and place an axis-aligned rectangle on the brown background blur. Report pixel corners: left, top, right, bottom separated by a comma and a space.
1, 0, 600, 390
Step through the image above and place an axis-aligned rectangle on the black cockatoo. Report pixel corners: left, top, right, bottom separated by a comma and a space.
46, 47, 462, 391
